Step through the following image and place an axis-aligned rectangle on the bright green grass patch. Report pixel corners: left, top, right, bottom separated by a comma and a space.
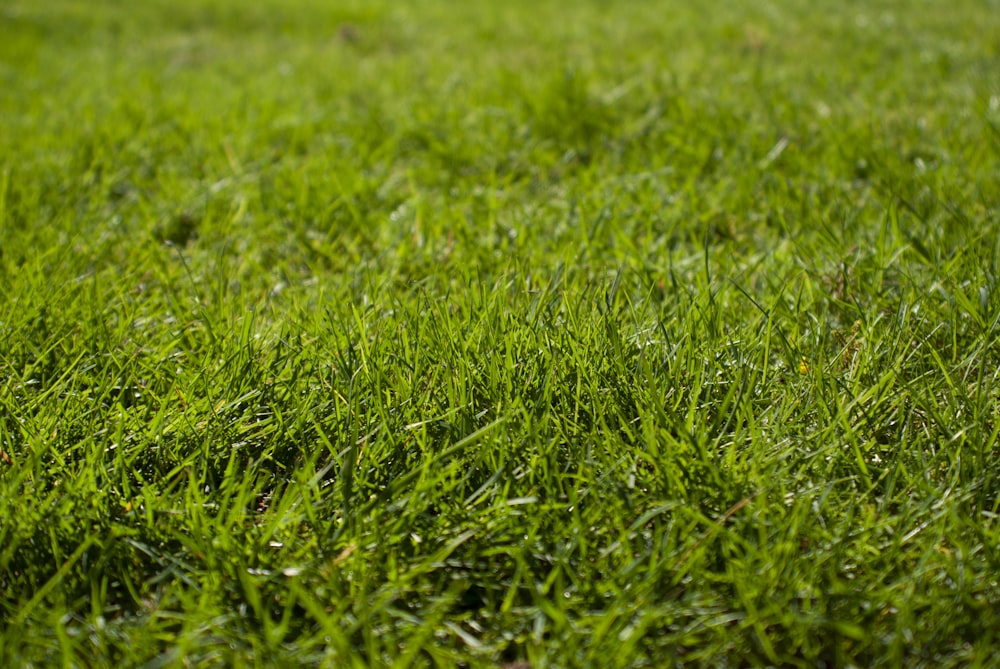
2, 0, 1000, 666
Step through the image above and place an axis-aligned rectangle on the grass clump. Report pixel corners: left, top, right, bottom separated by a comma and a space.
2, 0, 1000, 666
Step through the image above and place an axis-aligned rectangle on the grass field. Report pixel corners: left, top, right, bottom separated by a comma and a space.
2, 0, 1000, 666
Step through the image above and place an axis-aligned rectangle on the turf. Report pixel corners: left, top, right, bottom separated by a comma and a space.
2, 0, 1000, 666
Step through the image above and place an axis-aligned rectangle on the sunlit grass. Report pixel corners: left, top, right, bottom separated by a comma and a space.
2, 0, 1000, 666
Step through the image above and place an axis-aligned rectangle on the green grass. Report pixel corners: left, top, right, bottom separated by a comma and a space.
2, 0, 1000, 665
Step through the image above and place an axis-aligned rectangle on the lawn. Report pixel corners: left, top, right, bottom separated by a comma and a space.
2, 0, 1000, 666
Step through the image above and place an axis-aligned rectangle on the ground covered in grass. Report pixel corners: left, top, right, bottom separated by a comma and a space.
2, 0, 1000, 666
